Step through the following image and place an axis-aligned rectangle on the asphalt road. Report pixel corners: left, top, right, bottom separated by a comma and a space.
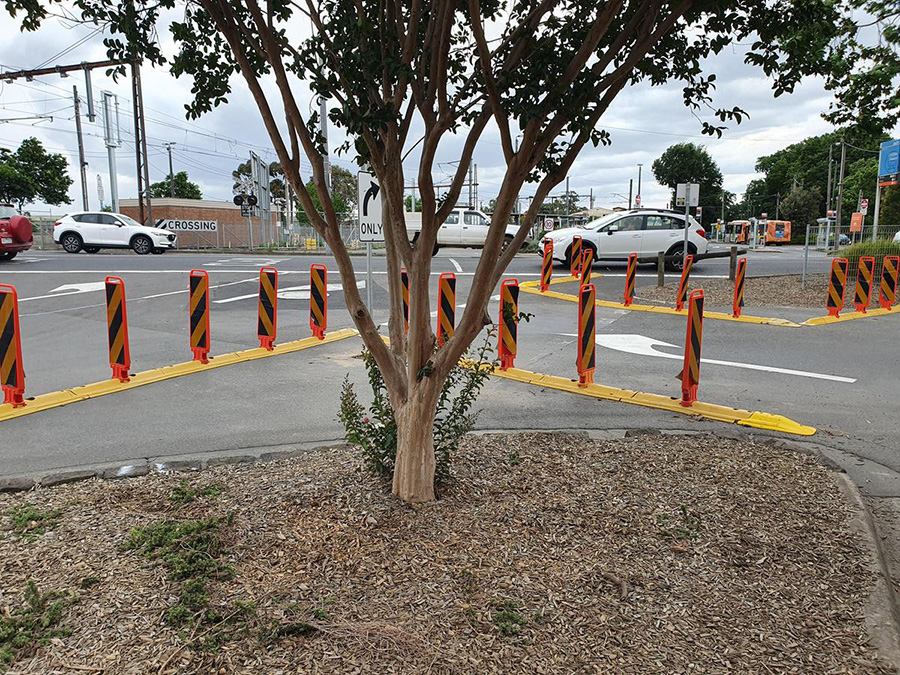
1, 245, 895, 489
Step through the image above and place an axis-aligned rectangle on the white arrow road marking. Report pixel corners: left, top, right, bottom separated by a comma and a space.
213, 281, 365, 304
448, 258, 463, 273
583, 333, 856, 383
19, 281, 108, 302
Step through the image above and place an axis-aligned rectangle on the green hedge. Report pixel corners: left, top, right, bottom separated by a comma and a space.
837, 241, 900, 284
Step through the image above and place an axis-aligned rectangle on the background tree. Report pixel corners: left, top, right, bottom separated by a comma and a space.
651, 143, 723, 227
149, 170, 203, 199
11, 0, 877, 503
779, 185, 823, 237
232, 160, 285, 200
0, 137, 72, 211
839, 157, 900, 228
330, 166, 357, 211
538, 191, 584, 216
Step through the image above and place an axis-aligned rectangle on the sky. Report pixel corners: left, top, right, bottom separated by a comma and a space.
0, 7, 851, 216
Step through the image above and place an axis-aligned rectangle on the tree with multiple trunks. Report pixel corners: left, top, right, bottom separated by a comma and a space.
8, 0, 886, 502
149, 170, 203, 199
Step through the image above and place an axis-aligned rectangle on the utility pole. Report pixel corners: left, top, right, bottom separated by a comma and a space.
835, 139, 846, 251
565, 176, 570, 216
474, 164, 478, 208
101, 91, 120, 213
826, 144, 833, 213
589, 187, 594, 210
319, 96, 332, 193
628, 179, 633, 209
637, 164, 643, 204
775, 192, 780, 219
72, 85, 89, 210
131, 62, 152, 225
164, 143, 176, 197
721, 190, 726, 223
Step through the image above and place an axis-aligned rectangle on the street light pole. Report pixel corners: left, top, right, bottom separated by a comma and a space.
164, 143, 176, 197
637, 164, 643, 204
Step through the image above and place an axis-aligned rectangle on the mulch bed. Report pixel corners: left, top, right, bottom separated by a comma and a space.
0, 433, 891, 673
637, 274, 832, 309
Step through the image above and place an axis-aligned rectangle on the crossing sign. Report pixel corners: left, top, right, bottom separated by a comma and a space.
358, 171, 383, 242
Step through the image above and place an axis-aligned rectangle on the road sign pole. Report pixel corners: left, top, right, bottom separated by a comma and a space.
367, 243, 373, 309
872, 180, 881, 242
683, 185, 690, 258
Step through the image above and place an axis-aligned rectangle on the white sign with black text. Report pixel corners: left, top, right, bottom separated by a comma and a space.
357, 171, 384, 242
156, 219, 218, 232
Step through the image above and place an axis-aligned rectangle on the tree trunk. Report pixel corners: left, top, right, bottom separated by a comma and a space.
392, 383, 440, 503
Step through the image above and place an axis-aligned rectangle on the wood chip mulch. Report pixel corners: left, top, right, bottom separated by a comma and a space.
637, 274, 832, 309
0, 433, 892, 673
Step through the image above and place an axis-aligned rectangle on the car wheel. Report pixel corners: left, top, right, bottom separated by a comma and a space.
84, 246, 100, 254
0, 251, 17, 261
61, 233, 83, 253
500, 235, 515, 255
151, 248, 166, 255
665, 244, 695, 272
131, 235, 153, 255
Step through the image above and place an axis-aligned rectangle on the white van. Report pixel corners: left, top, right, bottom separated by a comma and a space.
406, 208, 520, 255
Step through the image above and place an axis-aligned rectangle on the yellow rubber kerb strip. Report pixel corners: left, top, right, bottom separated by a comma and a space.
462, 360, 816, 436
0, 328, 358, 423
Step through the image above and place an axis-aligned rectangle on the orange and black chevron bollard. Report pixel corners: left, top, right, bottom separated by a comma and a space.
624, 252, 637, 307
105, 276, 131, 383
498, 279, 519, 371
188, 270, 210, 363
258, 266, 278, 350
540, 241, 553, 292
310, 264, 327, 340
577, 283, 596, 387
879, 255, 899, 310
437, 272, 456, 347
580, 248, 593, 287
732, 257, 747, 318
826, 258, 848, 317
0, 284, 25, 407
680, 289, 704, 407
854, 256, 875, 313
675, 254, 694, 312
401, 267, 410, 332
570, 235, 582, 278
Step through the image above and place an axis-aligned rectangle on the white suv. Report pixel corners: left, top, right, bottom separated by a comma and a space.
540, 209, 708, 271
53, 211, 177, 255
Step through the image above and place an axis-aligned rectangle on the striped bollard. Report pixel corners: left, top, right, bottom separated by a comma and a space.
258, 267, 278, 350
675, 254, 694, 312
188, 270, 210, 363
854, 256, 875, 313
570, 236, 582, 278
401, 268, 410, 332
680, 289, 704, 407
310, 264, 327, 340
880, 255, 899, 310
498, 279, 519, 371
580, 248, 593, 287
540, 241, 553, 292
0, 284, 25, 407
105, 276, 131, 382
577, 283, 596, 387
826, 258, 848, 317
437, 272, 456, 347
624, 252, 637, 307
732, 257, 747, 318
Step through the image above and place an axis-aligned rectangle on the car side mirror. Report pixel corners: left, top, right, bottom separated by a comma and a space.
607, 225, 619, 234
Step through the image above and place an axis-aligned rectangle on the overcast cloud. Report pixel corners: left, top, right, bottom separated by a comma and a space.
0, 9, 860, 215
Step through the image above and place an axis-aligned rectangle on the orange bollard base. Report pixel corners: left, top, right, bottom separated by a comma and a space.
827, 307, 840, 318
578, 370, 594, 388
191, 347, 210, 364
499, 355, 514, 371
680, 384, 697, 407
540, 284, 548, 293
312, 327, 325, 340
854, 303, 867, 314
676, 301, 685, 312
259, 336, 275, 351
624, 297, 633, 307
111, 365, 130, 383
880, 299, 894, 311
732, 308, 742, 319
2, 386, 25, 408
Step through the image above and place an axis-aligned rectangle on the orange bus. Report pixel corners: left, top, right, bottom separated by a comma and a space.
726, 220, 750, 243
765, 220, 791, 245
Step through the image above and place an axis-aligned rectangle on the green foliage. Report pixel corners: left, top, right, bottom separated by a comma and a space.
491, 601, 528, 637
0, 580, 73, 670
169, 480, 223, 506
6, 504, 61, 540
657, 504, 702, 542
232, 160, 285, 200
840, 241, 900, 281
779, 185, 823, 240
339, 332, 496, 484
149, 170, 203, 199
0, 138, 72, 210
651, 143, 723, 226
538, 191, 583, 216
125, 516, 233, 583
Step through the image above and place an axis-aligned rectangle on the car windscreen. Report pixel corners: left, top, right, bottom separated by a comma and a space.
0, 205, 17, 219
585, 213, 621, 230
118, 214, 144, 228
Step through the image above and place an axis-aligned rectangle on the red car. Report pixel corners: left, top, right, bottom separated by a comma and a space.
0, 204, 33, 261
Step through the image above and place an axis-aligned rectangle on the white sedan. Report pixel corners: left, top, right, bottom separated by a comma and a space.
540, 209, 708, 271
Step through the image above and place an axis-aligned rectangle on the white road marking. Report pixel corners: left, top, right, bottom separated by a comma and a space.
590, 333, 856, 383
213, 280, 365, 304
448, 258, 463, 273
204, 257, 287, 267
19, 281, 108, 303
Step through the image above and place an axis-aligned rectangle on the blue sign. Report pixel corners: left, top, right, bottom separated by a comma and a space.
879, 139, 900, 177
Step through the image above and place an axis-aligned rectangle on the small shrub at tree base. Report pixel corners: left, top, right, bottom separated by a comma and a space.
837, 241, 900, 286
339, 331, 496, 484
0, 581, 73, 669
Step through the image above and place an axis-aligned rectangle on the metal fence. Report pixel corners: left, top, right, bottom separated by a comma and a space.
802, 222, 900, 290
